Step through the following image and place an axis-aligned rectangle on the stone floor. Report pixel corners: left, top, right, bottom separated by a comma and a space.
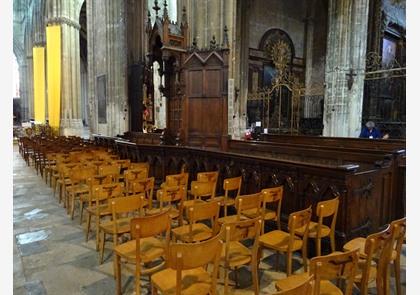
13, 145, 405, 294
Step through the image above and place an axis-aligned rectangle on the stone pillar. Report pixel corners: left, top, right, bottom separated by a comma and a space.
323, 0, 369, 137
46, 0, 84, 136
19, 63, 29, 122
26, 55, 34, 120
58, 19, 83, 136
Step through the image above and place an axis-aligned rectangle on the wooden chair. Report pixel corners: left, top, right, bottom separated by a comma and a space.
295, 196, 339, 256
150, 231, 223, 295
129, 177, 155, 209
273, 274, 314, 295
130, 162, 150, 177
195, 171, 219, 198
85, 182, 125, 249
98, 164, 120, 183
242, 186, 283, 234
99, 194, 148, 264
66, 166, 96, 220
114, 209, 171, 295
343, 217, 406, 295
220, 217, 262, 295
353, 224, 396, 295
214, 176, 242, 217
258, 206, 312, 276
171, 200, 221, 243
124, 168, 149, 195
276, 249, 359, 295
183, 180, 216, 208
56, 162, 79, 206
147, 184, 186, 225
218, 192, 263, 224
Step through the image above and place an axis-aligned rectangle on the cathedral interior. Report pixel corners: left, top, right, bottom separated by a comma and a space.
12, 0, 407, 294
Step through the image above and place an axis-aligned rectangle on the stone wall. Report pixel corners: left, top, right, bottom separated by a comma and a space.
248, 0, 306, 58
87, 0, 129, 136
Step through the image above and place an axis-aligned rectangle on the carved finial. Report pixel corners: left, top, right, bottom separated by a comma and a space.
152, 0, 160, 17
163, 0, 169, 20
146, 10, 152, 32
190, 37, 198, 51
222, 25, 229, 48
210, 35, 217, 49
182, 6, 188, 25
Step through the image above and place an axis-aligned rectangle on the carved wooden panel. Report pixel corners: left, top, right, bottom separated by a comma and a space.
181, 50, 229, 148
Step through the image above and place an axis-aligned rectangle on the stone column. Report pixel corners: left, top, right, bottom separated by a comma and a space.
47, 0, 84, 136
19, 63, 29, 121
323, 0, 369, 137
26, 55, 34, 120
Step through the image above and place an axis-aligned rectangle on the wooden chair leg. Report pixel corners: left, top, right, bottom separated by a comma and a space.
79, 200, 84, 224
234, 267, 239, 288
85, 214, 91, 242
95, 219, 100, 251
115, 255, 122, 295
99, 231, 105, 264
286, 251, 292, 276
302, 245, 308, 272
316, 238, 321, 256
151, 284, 158, 295
224, 266, 229, 295
71, 194, 76, 220
252, 259, 259, 295
394, 260, 402, 295
330, 232, 336, 253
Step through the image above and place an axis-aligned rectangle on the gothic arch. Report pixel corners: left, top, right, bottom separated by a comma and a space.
258, 28, 295, 61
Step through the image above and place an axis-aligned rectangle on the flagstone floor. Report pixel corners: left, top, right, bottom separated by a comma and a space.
13, 145, 405, 294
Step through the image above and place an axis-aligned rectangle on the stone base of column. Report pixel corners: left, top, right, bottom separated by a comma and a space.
60, 118, 84, 137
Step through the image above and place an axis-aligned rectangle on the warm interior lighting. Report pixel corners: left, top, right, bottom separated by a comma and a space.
33, 47, 45, 123
46, 25, 61, 130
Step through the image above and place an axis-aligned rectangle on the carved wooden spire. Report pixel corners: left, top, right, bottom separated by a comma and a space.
181, 6, 188, 25
222, 25, 229, 48
163, 0, 169, 20
146, 10, 152, 32
152, 0, 160, 18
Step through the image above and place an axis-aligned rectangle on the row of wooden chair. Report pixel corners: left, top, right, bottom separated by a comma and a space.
19, 136, 406, 295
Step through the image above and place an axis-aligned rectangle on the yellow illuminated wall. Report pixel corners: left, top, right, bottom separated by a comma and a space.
33, 47, 45, 122
46, 25, 61, 129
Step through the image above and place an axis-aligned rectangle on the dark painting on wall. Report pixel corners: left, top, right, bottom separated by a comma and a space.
97, 75, 107, 124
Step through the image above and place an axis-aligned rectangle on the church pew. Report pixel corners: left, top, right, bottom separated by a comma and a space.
228, 139, 405, 221
259, 133, 405, 151
93, 134, 400, 250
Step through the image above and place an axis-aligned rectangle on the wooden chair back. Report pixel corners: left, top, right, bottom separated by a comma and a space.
274, 274, 314, 295
361, 224, 395, 295
110, 195, 148, 243
223, 176, 242, 194
130, 162, 150, 176
166, 172, 189, 187
166, 232, 223, 295
261, 186, 284, 228
98, 164, 120, 182
316, 196, 339, 228
310, 249, 359, 295
130, 209, 172, 239
190, 180, 216, 201
235, 192, 263, 216
222, 217, 262, 249
288, 206, 312, 242
197, 171, 219, 183
390, 217, 406, 257
130, 177, 155, 208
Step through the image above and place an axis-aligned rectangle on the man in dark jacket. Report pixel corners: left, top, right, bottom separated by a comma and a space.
359, 121, 382, 139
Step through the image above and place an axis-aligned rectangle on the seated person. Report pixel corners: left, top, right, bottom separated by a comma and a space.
359, 121, 382, 139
